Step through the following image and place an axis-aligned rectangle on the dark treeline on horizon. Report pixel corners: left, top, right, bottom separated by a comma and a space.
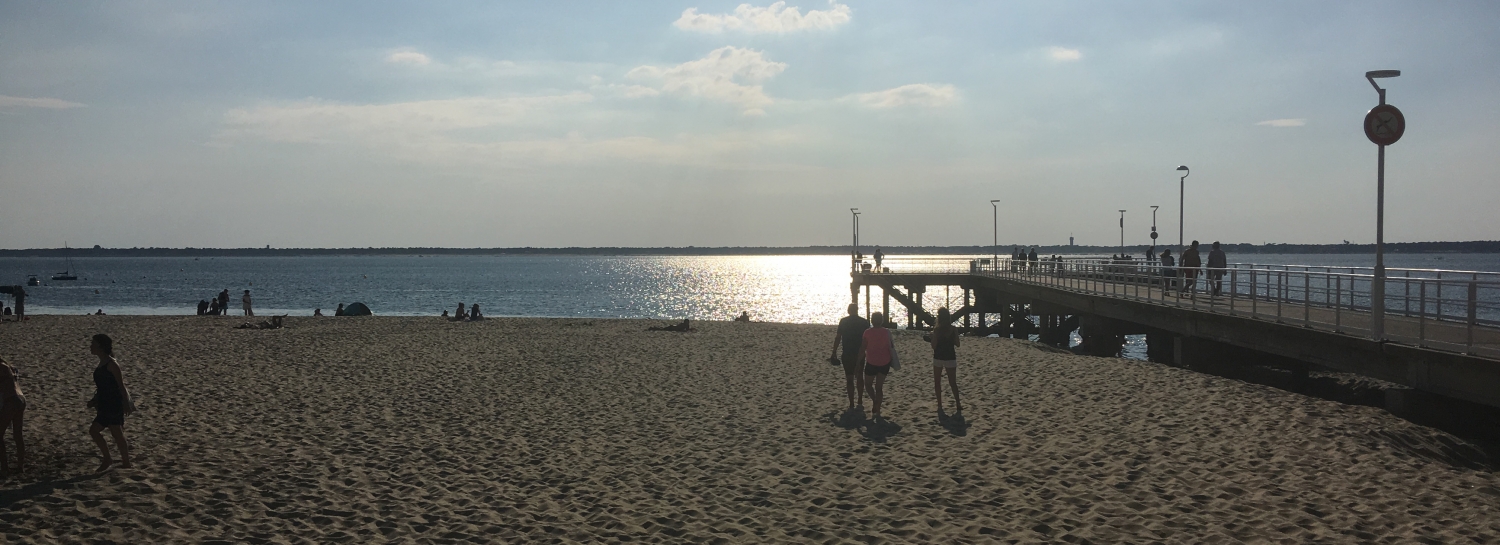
2, 241, 1499, 258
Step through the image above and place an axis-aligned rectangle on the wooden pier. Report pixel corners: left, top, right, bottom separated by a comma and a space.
852, 257, 1500, 409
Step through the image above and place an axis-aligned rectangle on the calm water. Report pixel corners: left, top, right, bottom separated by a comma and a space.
4, 253, 1498, 359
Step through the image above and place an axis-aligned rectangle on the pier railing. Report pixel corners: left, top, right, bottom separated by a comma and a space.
858, 256, 1500, 359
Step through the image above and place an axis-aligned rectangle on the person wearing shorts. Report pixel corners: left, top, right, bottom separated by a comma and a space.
830, 304, 870, 410
859, 312, 894, 420
929, 308, 962, 415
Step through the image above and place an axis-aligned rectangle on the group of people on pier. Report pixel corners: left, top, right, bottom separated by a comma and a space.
1148, 240, 1229, 296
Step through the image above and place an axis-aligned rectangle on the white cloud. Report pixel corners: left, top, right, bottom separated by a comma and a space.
0, 95, 86, 109
218, 94, 593, 144
674, 1, 851, 34
1256, 118, 1306, 127
842, 84, 958, 109
626, 47, 787, 114
1047, 47, 1082, 62
386, 50, 432, 66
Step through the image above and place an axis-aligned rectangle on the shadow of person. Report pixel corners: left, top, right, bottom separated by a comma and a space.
860, 417, 903, 443
824, 407, 866, 430
0, 472, 107, 509
938, 410, 970, 437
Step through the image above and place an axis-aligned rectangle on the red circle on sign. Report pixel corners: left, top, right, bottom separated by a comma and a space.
1364, 104, 1405, 146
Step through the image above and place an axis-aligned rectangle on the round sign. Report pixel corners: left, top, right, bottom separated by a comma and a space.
1150, 231, 1158, 240
1364, 104, 1405, 146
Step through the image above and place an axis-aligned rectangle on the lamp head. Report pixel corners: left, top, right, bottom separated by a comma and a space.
1366, 70, 1401, 79
1176, 165, 1189, 171
990, 199, 1000, 203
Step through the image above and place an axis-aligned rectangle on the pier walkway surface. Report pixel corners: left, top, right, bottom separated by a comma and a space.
853, 256, 1500, 408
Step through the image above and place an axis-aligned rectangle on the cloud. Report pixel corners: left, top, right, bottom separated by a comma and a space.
626, 47, 787, 114
0, 95, 86, 109
841, 84, 958, 109
674, 1, 851, 34
386, 50, 432, 66
1255, 118, 1306, 127
1047, 47, 1082, 62
218, 94, 593, 144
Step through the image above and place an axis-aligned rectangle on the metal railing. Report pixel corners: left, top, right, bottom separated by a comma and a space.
857, 256, 1500, 359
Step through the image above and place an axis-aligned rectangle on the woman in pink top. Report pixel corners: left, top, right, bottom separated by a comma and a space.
858, 312, 894, 420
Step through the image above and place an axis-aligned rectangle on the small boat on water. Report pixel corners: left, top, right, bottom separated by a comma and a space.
26, 275, 40, 287
52, 243, 79, 281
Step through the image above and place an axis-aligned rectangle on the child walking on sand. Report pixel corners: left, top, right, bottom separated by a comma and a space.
87, 334, 132, 472
929, 308, 962, 415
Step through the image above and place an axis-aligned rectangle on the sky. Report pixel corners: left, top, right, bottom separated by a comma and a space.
1, 1, 1497, 249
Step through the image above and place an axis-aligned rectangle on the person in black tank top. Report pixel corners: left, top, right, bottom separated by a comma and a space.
929, 308, 962, 414
87, 334, 132, 472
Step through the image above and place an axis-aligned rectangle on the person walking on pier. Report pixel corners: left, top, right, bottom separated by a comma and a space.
1027, 247, 1038, 273
929, 308, 962, 415
1179, 241, 1202, 295
831, 304, 870, 411
1159, 248, 1176, 290
873, 248, 885, 271
1207, 241, 1228, 296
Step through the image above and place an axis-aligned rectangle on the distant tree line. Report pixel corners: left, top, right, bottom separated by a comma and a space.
1, 241, 1498, 258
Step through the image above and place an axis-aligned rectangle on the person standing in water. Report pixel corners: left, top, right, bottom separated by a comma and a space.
859, 312, 894, 420
0, 356, 25, 475
87, 334, 132, 472
929, 308, 962, 415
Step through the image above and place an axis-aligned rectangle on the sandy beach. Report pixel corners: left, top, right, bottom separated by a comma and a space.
0, 315, 1497, 543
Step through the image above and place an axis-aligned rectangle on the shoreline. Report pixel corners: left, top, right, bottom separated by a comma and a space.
0, 316, 1496, 541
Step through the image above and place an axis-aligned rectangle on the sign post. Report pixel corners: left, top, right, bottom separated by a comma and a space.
1364, 70, 1404, 341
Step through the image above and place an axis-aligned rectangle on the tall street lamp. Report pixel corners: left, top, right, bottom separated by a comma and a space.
1118, 210, 1127, 257
850, 208, 861, 272
1176, 165, 1190, 246
1150, 205, 1160, 258
1365, 69, 1404, 341
990, 200, 1000, 268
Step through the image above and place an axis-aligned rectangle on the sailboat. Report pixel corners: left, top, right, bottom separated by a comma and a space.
51, 243, 78, 281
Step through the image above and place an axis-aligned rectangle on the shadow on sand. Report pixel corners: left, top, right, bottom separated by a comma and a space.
0, 472, 106, 509
937, 410, 970, 437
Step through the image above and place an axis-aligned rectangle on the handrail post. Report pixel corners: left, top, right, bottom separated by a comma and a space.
1276, 271, 1283, 322
1229, 268, 1237, 315
1251, 269, 1258, 317
1334, 275, 1342, 333
1468, 280, 1479, 353
1418, 281, 1427, 347
1303, 272, 1311, 325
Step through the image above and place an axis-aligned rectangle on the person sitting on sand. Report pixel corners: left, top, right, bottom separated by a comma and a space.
830, 304, 870, 411
335, 303, 346, 316
469, 304, 483, 321
929, 308, 962, 415
235, 315, 285, 330
735, 311, 751, 322
94, 309, 105, 315
0, 356, 25, 475
313, 308, 323, 317
859, 312, 895, 420
450, 302, 468, 322
441, 310, 449, 318
87, 334, 132, 472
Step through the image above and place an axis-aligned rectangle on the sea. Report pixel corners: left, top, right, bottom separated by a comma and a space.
4, 253, 1497, 360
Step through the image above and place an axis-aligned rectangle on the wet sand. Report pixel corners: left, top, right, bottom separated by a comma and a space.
0, 315, 1497, 543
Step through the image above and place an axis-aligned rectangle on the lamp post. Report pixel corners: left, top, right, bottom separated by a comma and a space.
1365, 69, 1403, 341
1150, 205, 1160, 259
1118, 210, 1127, 257
850, 208, 861, 272
1176, 165, 1189, 246
990, 200, 1000, 269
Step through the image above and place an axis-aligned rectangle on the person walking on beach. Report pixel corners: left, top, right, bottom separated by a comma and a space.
242, 290, 253, 316
87, 334, 132, 472
929, 308, 962, 415
0, 356, 25, 475
218, 289, 230, 316
830, 304, 870, 411
859, 312, 894, 420
1179, 241, 1202, 295
1207, 241, 1228, 296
